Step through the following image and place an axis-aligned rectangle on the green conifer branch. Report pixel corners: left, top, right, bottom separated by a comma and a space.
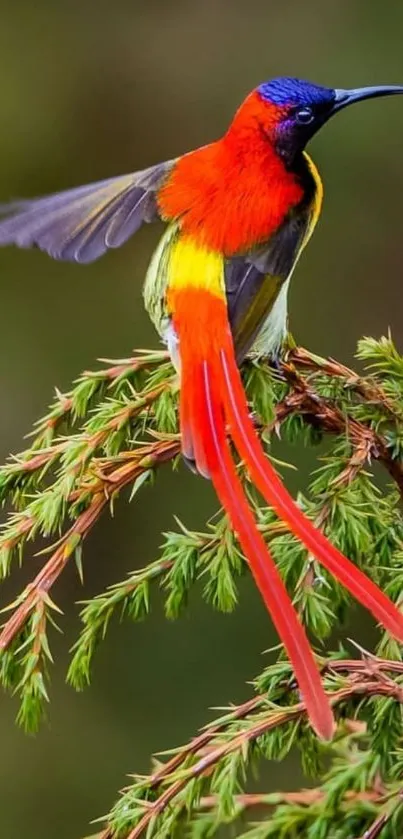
97, 654, 403, 839
1, 336, 403, 836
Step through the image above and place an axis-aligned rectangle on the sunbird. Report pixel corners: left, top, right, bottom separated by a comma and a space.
1, 77, 403, 739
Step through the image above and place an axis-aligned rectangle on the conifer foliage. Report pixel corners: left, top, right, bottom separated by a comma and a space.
0, 337, 402, 838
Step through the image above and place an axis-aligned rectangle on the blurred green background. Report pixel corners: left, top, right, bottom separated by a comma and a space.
0, 1, 403, 837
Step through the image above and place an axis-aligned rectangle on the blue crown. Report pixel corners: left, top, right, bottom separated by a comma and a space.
258, 77, 335, 108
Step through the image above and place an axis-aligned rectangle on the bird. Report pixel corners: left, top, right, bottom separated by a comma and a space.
0, 77, 403, 740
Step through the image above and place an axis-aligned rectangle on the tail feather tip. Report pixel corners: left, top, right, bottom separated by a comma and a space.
182, 452, 211, 480
314, 709, 336, 742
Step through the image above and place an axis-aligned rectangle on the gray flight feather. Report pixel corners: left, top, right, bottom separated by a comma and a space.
0, 160, 176, 263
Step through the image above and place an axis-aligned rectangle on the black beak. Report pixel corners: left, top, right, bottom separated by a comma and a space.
332, 84, 403, 114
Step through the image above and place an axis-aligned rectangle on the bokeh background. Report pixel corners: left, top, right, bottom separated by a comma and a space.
0, 2, 403, 837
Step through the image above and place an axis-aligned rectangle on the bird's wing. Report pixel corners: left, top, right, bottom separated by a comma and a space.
0, 160, 175, 263
225, 208, 308, 361
226, 153, 323, 361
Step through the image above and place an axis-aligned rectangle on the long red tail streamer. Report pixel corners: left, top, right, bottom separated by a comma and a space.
173, 287, 403, 739
219, 346, 403, 642
182, 353, 334, 739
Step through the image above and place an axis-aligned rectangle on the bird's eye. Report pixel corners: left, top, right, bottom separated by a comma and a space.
295, 106, 314, 125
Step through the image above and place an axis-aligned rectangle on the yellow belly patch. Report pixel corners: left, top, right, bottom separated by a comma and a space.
167, 235, 225, 299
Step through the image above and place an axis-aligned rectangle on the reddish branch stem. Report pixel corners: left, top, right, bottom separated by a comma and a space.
273, 359, 403, 495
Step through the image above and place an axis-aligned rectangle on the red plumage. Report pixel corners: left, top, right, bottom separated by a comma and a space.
158, 92, 304, 254
172, 286, 335, 740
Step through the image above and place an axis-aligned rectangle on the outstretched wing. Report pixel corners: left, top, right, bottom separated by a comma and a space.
226, 152, 323, 361
0, 160, 175, 263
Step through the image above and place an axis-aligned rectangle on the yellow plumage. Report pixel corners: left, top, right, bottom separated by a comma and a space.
167, 236, 224, 298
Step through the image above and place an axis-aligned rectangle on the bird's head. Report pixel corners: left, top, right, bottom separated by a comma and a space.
252, 77, 403, 165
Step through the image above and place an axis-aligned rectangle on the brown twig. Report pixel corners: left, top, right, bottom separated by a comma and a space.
358, 812, 389, 839
288, 346, 402, 419
198, 790, 324, 810
198, 786, 388, 811
272, 361, 403, 495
